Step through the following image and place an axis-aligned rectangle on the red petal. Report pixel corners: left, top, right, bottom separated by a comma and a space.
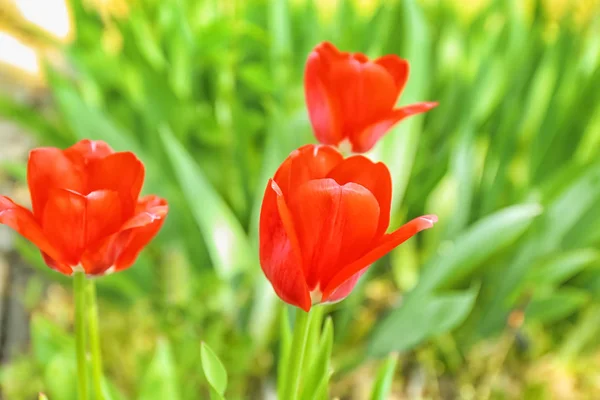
63, 139, 114, 162
27, 148, 85, 218
273, 144, 343, 199
330, 59, 398, 135
41, 189, 86, 265
322, 215, 438, 300
85, 190, 123, 246
324, 268, 367, 303
82, 195, 164, 275
326, 155, 392, 238
113, 195, 168, 272
351, 102, 439, 153
259, 180, 311, 311
0, 196, 66, 269
41, 253, 73, 275
80, 232, 131, 275
287, 178, 380, 291
375, 55, 409, 94
314, 42, 348, 64
87, 152, 145, 217
305, 49, 344, 145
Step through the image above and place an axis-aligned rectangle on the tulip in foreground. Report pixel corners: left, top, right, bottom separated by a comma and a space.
0, 139, 168, 276
305, 41, 438, 153
259, 144, 437, 311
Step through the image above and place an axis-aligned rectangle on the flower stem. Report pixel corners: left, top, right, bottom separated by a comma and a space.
74, 271, 88, 400
284, 308, 311, 400
86, 279, 105, 400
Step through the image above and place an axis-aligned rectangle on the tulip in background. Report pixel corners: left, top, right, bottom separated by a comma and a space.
259, 144, 437, 399
0, 139, 168, 276
0, 139, 168, 400
304, 41, 438, 153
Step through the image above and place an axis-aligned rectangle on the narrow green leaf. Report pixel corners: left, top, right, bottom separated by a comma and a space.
368, 287, 478, 356
44, 353, 77, 400
479, 162, 600, 335
277, 306, 292, 400
138, 339, 181, 400
529, 250, 599, 286
300, 316, 334, 400
160, 128, 252, 279
201, 342, 228, 397
420, 203, 542, 292
526, 289, 589, 324
370, 353, 400, 400
560, 305, 600, 361
301, 306, 325, 378
52, 87, 140, 152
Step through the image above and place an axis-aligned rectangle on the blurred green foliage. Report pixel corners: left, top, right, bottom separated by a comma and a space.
1, 0, 600, 398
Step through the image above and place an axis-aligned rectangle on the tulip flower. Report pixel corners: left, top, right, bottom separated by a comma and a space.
304, 41, 438, 153
259, 144, 437, 311
0, 139, 168, 276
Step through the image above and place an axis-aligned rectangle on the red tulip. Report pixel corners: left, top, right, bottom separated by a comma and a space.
0, 139, 168, 276
259, 144, 437, 311
304, 41, 438, 153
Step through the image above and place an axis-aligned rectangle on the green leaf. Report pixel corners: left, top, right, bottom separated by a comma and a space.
138, 338, 181, 400
368, 287, 478, 356
278, 306, 292, 400
370, 353, 399, 400
30, 314, 73, 365
160, 128, 253, 280
301, 306, 325, 379
529, 249, 599, 286
300, 316, 334, 400
52, 87, 140, 152
44, 352, 77, 400
420, 203, 542, 292
526, 289, 589, 324
479, 162, 600, 335
559, 305, 600, 360
200, 342, 228, 397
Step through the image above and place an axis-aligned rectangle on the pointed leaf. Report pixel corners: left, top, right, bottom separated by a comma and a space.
201, 342, 228, 396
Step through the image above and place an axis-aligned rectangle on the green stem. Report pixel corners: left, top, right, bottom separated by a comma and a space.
284, 308, 311, 400
74, 272, 88, 400
86, 279, 105, 400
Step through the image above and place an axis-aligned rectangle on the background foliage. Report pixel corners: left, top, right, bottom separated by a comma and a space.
1, 0, 600, 398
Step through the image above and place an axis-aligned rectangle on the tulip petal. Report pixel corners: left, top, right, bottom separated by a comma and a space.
41, 189, 86, 265
0, 196, 66, 268
87, 152, 145, 217
85, 190, 123, 246
113, 195, 168, 272
27, 148, 85, 218
331, 60, 398, 135
322, 215, 438, 300
326, 155, 392, 237
41, 253, 73, 275
352, 102, 439, 153
274, 144, 343, 199
288, 178, 380, 291
375, 55, 409, 94
63, 139, 114, 161
315, 41, 347, 63
324, 268, 367, 304
305, 50, 344, 146
259, 180, 311, 311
